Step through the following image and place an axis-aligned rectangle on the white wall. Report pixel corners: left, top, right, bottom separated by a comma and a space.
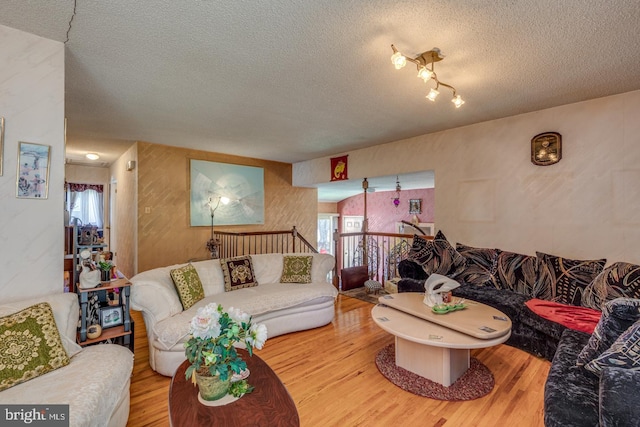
0, 25, 65, 302
294, 90, 640, 265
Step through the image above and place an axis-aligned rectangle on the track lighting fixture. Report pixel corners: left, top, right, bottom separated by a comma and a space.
390, 44, 465, 108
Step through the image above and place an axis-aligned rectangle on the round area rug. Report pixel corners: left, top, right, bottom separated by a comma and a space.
375, 344, 494, 401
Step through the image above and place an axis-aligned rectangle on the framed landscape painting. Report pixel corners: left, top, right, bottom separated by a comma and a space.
16, 141, 50, 199
190, 159, 265, 226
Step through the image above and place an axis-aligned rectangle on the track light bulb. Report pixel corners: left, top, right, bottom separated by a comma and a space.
417, 67, 433, 82
391, 51, 407, 69
452, 95, 465, 108
426, 88, 439, 101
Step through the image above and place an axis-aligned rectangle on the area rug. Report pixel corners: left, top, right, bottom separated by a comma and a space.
340, 286, 387, 305
375, 344, 494, 401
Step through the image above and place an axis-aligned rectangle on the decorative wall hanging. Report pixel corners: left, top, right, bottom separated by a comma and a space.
409, 199, 422, 214
531, 132, 562, 166
190, 159, 264, 226
0, 117, 4, 176
16, 141, 50, 199
330, 155, 348, 181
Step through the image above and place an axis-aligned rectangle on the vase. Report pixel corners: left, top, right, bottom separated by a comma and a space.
195, 372, 231, 401
100, 269, 111, 283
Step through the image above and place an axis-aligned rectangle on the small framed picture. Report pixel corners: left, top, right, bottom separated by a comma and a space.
16, 141, 51, 199
100, 306, 123, 329
409, 199, 422, 214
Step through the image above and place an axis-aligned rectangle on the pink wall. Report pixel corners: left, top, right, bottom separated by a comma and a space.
337, 188, 435, 233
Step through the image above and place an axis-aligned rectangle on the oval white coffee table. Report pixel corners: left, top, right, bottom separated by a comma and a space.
372, 293, 511, 387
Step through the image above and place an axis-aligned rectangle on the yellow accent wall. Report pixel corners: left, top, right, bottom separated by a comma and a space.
135, 142, 317, 273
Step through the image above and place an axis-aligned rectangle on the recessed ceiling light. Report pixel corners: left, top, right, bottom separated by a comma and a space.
85, 153, 100, 160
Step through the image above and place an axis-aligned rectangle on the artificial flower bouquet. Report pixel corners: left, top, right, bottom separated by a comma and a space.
185, 303, 268, 397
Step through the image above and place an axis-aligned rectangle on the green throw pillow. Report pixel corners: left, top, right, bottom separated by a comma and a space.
0, 302, 70, 392
170, 264, 205, 310
280, 255, 313, 283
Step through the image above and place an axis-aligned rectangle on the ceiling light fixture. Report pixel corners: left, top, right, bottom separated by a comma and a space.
390, 44, 465, 108
393, 176, 401, 207
85, 153, 100, 160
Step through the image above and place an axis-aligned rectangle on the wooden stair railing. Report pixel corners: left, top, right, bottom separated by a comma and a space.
215, 226, 317, 259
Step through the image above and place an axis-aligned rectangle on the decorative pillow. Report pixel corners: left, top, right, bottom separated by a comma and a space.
576, 298, 640, 366
581, 262, 640, 310
584, 319, 640, 375
0, 302, 70, 392
280, 255, 313, 283
495, 250, 553, 299
407, 231, 466, 279
221, 255, 258, 291
455, 243, 500, 287
537, 252, 606, 306
170, 264, 205, 310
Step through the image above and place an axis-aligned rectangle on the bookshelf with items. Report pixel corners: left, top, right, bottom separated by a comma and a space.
76, 278, 133, 351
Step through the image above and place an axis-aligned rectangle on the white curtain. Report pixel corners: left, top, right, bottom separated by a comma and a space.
66, 183, 104, 228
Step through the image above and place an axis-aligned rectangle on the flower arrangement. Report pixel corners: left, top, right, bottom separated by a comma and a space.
185, 303, 268, 398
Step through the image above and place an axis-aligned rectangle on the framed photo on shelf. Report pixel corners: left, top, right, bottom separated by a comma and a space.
409, 199, 422, 214
16, 141, 50, 199
100, 306, 123, 329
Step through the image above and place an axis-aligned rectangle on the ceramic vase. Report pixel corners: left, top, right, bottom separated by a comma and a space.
100, 269, 111, 283
195, 372, 231, 401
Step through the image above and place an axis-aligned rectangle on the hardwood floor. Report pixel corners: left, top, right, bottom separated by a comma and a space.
129, 295, 549, 426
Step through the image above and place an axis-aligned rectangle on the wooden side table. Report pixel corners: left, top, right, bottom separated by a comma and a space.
76, 278, 132, 350
169, 349, 299, 427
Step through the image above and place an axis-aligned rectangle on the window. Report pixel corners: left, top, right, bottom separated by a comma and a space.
65, 183, 104, 228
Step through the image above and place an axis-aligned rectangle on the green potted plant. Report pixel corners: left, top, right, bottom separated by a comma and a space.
97, 261, 113, 283
184, 303, 268, 401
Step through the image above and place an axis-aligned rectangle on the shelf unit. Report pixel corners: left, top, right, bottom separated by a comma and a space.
70, 225, 106, 291
76, 278, 132, 350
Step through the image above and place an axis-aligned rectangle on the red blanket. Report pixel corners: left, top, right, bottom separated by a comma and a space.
525, 299, 601, 334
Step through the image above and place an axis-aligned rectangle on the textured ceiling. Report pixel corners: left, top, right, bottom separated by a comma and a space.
1, 1, 639, 198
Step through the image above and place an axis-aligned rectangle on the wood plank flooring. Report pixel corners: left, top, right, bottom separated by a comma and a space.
128, 295, 549, 426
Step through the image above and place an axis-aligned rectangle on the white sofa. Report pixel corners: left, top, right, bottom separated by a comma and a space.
130, 253, 338, 376
0, 293, 134, 427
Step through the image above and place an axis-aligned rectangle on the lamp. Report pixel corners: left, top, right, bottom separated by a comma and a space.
390, 44, 465, 108
392, 176, 401, 207
205, 195, 230, 258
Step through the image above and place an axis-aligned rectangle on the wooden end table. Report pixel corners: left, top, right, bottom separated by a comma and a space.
169, 349, 300, 427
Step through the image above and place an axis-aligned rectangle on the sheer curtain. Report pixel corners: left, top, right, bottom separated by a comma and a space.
65, 182, 104, 228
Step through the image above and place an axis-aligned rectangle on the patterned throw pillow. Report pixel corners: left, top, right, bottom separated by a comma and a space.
496, 250, 553, 299
280, 255, 313, 283
584, 319, 640, 376
581, 262, 640, 310
407, 231, 466, 278
455, 243, 500, 287
576, 298, 640, 366
221, 255, 258, 291
170, 264, 205, 310
0, 302, 70, 392
537, 252, 606, 306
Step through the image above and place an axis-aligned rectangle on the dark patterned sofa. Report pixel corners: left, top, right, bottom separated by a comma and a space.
397, 231, 640, 426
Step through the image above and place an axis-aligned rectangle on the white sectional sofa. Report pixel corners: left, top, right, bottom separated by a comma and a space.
130, 253, 338, 376
0, 293, 134, 427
